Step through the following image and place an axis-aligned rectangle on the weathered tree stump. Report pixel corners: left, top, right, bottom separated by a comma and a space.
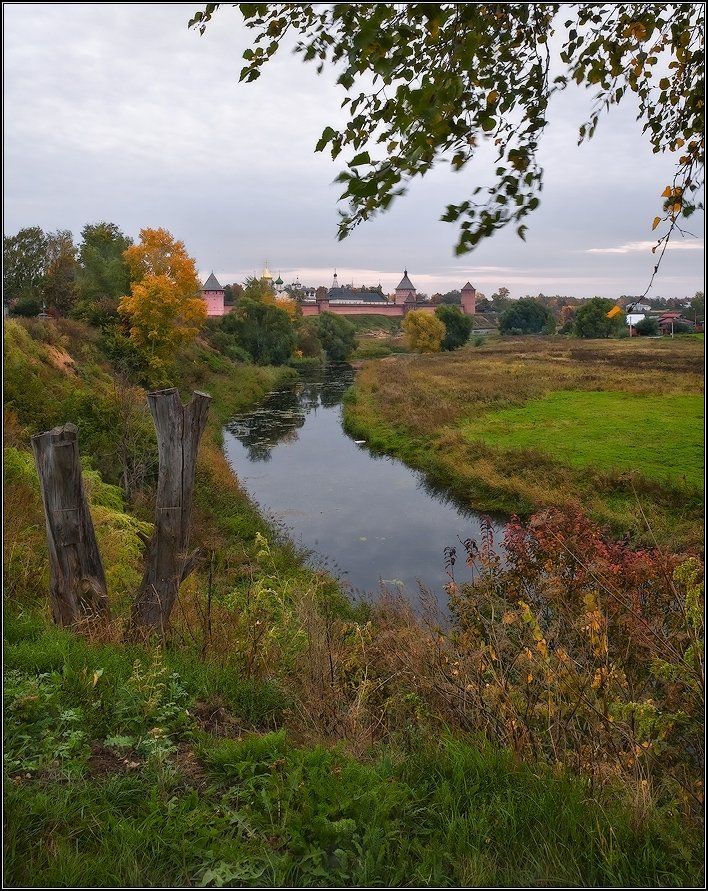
130, 389, 211, 634
31, 423, 110, 626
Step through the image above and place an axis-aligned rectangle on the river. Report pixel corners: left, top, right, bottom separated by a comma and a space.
223, 363, 505, 609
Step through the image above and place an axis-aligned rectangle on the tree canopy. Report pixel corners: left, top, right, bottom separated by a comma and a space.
191, 3, 704, 269
222, 296, 296, 365
402, 310, 446, 353
499, 298, 555, 335
74, 222, 132, 324
313, 312, 357, 361
635, 316, 659, 336
573, 297, 626, 338
435, 303, 474, 350
3, 227, 48, 306
118, 228, 206, 382
42, 230, 78, 316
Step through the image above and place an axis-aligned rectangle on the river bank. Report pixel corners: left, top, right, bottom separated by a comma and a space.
343, 336, 705, 552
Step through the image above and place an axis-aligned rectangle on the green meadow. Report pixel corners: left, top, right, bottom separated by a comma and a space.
461, 390, 704, 490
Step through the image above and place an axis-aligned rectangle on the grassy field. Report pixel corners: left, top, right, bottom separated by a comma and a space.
344, 336, 704, 550
3, 320, 704, 886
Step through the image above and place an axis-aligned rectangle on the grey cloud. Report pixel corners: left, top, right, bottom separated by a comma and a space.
3, 3, 704, 299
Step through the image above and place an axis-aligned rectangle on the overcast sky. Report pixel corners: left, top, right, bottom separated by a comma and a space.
3, 3, 704, 298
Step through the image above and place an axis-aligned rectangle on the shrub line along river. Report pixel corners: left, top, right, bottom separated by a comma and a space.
223, 363, 505, 609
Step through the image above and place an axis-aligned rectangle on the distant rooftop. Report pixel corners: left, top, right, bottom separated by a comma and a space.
202, 272, 223, 291
328, 287, 389, 304
396, 270, 415, 291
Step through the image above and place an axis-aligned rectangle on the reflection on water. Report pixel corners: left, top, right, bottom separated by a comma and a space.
223, 364, 504, 608
225, 366, 354, 462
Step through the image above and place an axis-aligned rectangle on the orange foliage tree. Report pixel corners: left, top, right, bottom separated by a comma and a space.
119, 228, 206, 383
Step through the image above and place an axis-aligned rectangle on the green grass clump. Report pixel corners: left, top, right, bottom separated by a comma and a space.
461, 390, 704, 490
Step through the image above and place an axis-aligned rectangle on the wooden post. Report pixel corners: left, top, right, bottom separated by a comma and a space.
31, 423, 110, 626
130, 389, 211, 634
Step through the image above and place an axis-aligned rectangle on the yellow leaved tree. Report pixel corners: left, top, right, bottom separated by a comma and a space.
119, 228, 206, 384
402, 310, 445, 353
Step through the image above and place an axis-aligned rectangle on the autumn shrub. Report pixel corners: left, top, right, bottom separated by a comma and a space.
284, 508, 704, 816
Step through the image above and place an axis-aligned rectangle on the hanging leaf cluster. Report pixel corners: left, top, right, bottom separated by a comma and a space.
190, 3, 704, 257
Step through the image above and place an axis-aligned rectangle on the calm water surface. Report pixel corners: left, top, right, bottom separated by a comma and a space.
223, 364, 504, 608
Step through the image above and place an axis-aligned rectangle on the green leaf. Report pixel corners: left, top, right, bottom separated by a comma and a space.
315, 126, 336, 152
350, 151, 371, 166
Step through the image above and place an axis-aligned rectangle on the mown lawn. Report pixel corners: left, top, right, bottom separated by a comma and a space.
461, 390, 704, 489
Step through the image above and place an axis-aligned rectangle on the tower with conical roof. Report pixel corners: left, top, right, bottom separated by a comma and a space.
394, 269, 416, 305
202, 271, 225, 317
461, 281, 476, 315
330, 270, 339, 291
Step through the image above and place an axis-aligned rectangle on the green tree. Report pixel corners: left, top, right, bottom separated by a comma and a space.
243, 274, 275, 302
42, 230, 78, 315
573, 298, 625, 338
313, 312, 357, 361
74, 222, 132, 325
435, 303, 473, 350
222, 297, 296, 365
491, 289, 513, 313
10, 295, 43, 317
3, 226, 48, 306
296, 321, 323, 358
192, 4, 703, 263
689, 290, 704, 320
635, 316, 659, 336
499, 298, 555, 335
223, 283, 243, 306
402, 310, 446, 353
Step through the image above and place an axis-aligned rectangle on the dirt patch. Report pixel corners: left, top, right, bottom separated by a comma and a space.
173, 742, 209, 789
190, 700, 242, 737
87, 742, 142, 777
45, 345, 77, 376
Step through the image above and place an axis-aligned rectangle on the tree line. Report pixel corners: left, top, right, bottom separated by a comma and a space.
2, 223, 364, 384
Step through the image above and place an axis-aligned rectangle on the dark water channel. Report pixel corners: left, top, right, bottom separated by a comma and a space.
223, 364, 505, 609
